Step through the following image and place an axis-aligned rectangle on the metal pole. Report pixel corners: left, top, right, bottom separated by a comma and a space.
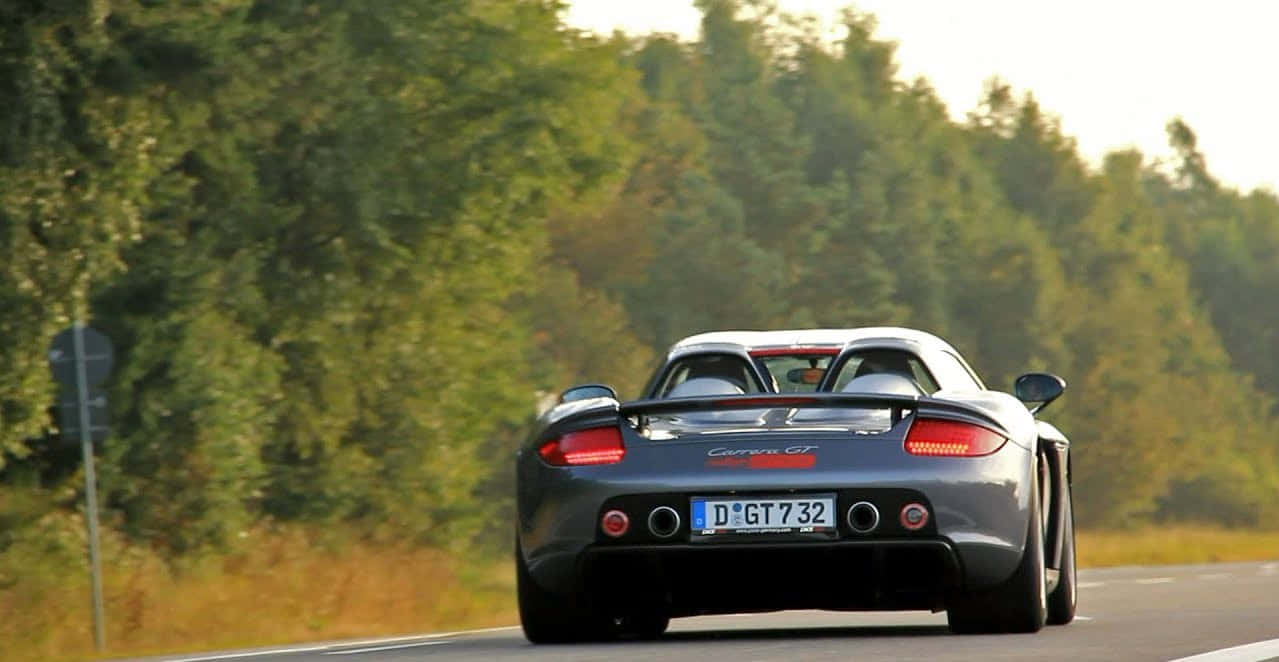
74, 322, 106, 651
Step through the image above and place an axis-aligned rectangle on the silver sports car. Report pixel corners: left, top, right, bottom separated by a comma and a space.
515, 327, 1075, 642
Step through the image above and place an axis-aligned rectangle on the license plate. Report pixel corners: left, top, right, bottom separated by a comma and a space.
690, 494, 837, 538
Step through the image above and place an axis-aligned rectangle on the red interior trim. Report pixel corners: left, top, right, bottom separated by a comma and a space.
748, 347, 841, 357
711, 396, 819, 407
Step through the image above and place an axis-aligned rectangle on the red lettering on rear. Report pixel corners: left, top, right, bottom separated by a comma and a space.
748, 453, 816, 469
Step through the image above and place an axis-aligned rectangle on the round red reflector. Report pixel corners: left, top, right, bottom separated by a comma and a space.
601, 510, 629, 538
900, 503, 929, 530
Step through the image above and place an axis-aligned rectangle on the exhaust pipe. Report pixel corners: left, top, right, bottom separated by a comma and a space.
847, 501, 880, 533
648, 506, 681, 538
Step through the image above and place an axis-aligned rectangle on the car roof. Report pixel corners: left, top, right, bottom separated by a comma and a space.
668, 327, 960, 356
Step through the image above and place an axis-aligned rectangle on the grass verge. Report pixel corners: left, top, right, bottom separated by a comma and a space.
0, 526, 516, 662
1077, 525, 1279, 568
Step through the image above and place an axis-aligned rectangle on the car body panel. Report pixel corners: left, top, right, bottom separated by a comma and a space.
517, 327, 1072, 617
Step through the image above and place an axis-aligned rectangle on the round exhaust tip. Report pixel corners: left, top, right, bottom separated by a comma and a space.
847, 501, 880, 533
648, 506, 681, 539
900, 502, 929, 531
601, 509, 629, 538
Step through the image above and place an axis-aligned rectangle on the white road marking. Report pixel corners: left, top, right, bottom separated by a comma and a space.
1134, 577, 1174, 584
1168, 637, 1279, 662
1078, 581, 1106, 588
1074, 616, 1094, 621
159, 647, 331, 662
1259, 563, 1277, 576
324, 641, 450, 655
417, 626, 519, 640
158, 626, 518, 661
1197, 573, 1232, 580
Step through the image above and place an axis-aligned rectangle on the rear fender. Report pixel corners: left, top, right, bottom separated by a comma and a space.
1036, 421, 1071, 572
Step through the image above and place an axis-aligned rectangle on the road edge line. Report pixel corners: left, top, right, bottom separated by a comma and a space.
151, 625, 519, 661
1168, 637, 1279, 662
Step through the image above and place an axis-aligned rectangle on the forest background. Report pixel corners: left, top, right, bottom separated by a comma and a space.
3, 0, 1278, 657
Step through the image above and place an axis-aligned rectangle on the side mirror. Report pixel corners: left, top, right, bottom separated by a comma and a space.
558, 383, 618, 404
1013, 373, 1066, 414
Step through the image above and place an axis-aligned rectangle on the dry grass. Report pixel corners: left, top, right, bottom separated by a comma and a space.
8, 524, 1279, 660
0, 527, 515, 662
1077, 526, 1279, 568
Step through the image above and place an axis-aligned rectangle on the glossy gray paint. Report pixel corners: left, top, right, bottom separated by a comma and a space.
516, 327, 1071, 609
519, 405, 1033, 593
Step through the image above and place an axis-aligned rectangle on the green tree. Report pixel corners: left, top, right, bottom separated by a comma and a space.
0, 1, 187, 464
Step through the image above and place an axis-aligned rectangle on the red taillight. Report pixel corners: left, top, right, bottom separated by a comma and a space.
601, 510, 629, 537
904, 419, 1007, 457
538, 427, 626, 466
900, 503, 929, 530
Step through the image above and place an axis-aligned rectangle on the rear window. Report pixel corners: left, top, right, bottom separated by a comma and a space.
829, 349, 940, 394
656, 354, 760, 397
755, 354, 836, 393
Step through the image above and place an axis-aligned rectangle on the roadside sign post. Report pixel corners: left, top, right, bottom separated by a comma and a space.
49, 323, 113, 652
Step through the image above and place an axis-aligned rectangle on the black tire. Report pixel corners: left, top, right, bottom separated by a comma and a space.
516, 541, 611, 644
948, 475, 1048, 634
1047, 489, 1077, 625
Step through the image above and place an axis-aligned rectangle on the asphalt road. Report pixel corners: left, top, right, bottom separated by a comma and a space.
150, 560, 1279, 662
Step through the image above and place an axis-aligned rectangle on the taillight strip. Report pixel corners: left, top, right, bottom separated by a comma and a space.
538, 427, 627, 466
904, 418, 1007, 457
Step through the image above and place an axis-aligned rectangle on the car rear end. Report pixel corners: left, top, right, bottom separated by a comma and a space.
516, 394, 1036, 621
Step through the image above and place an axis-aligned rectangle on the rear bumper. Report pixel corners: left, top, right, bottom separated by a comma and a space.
519, 475, 1031, 599
579, 539, 962, 616
516, 430, 1035, 600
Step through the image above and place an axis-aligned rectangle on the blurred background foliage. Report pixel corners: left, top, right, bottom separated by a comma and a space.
3, 0, 1279, 575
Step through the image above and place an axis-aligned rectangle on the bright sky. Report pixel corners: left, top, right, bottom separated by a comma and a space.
564, 1, 1279, 194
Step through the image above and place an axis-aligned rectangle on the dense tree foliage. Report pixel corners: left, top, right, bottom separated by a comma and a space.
3, 0, 1278, 562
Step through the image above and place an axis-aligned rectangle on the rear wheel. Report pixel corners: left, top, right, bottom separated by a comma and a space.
516, 541, 611, 644
948, 475, 1047, 634
1047, 489, 1077, 625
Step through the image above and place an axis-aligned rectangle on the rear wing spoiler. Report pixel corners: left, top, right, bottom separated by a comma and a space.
617, 392, 1006, 433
